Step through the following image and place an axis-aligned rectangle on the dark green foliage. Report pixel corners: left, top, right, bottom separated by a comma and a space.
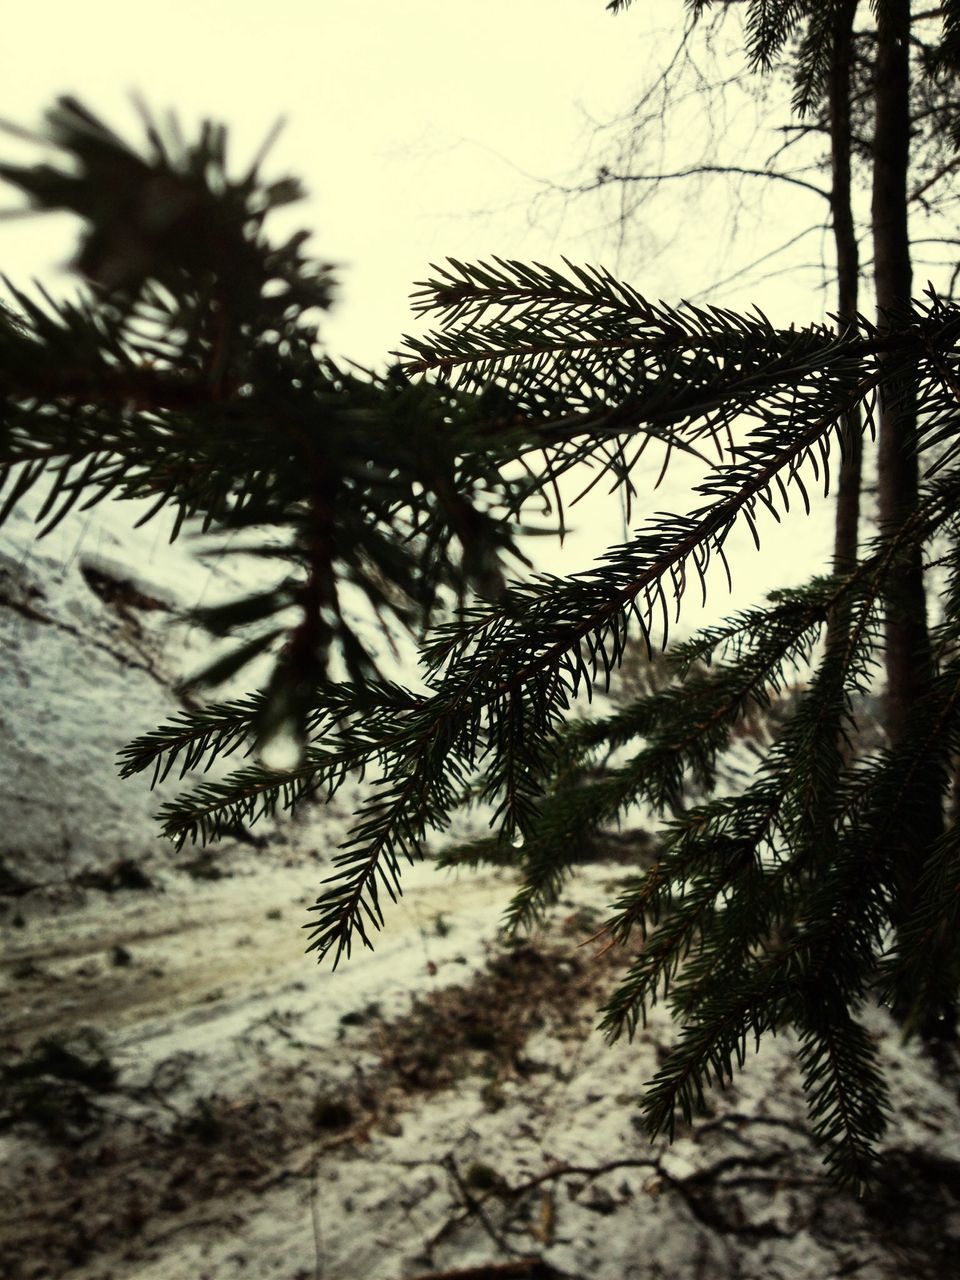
4, 84, 960, 1193
0, 99, 532, 758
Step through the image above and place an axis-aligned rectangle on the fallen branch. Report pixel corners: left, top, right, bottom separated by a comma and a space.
400, 1260, 574, 1280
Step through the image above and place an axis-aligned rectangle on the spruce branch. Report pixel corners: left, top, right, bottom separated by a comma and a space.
449, 578, 839, 932
291, 317, 960, 965
795, 1008, 890, 1191
6, 85, 960, 1192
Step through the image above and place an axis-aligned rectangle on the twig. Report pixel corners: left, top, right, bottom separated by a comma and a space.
400, 1261, 571, 1280
694, 1111, 811, 1140
145, 1212, 245, 1247
311, 1156, 324, 1280
505, 1156, 660, 1197
497, 1151, 815, 1242
443, 1154, 517, 1258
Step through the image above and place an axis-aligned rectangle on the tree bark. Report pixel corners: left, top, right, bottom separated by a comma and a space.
829, 0, 862, 579
872, 0, 950, 1034
872, 0, 934, 746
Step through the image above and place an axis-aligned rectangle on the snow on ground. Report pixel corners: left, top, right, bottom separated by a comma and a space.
3, 497, 960, 1280
0, 492, 269, 883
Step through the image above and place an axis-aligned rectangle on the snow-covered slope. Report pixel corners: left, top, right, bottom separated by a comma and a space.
0, 493, 307, 887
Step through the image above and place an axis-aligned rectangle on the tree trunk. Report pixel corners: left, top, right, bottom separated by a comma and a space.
873, 0, 933, 745
829, 0, 862, 578
872, 0, 949, 1033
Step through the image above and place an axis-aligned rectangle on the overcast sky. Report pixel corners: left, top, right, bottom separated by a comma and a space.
0, 0, 834, 605
1, 3, 667, 356
0, 2, 830, 351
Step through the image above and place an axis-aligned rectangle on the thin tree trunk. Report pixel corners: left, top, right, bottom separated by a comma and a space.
829, 0, 862, 579
872, 0, 949, 1032
873, 0, 933, 744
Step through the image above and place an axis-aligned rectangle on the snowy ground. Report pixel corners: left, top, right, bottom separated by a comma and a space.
3, 499, 960, 1280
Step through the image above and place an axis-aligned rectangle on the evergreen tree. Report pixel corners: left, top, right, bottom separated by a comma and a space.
4, 1, 960, 1189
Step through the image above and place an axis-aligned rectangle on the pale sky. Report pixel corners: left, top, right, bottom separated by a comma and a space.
1, 2, 669, 359
1, 2, 827, 355
0, 0, 835, 608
